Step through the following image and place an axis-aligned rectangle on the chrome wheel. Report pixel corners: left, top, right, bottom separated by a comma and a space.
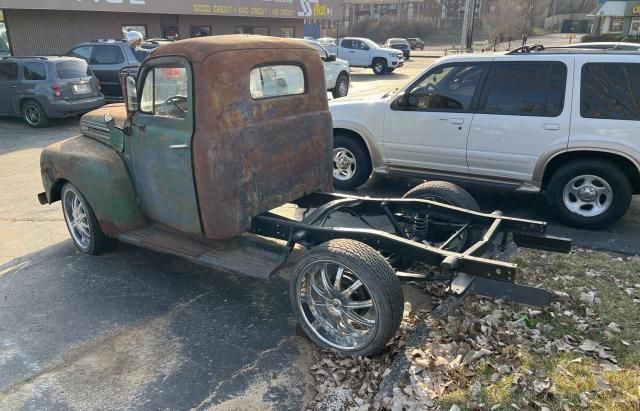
562, 174, 613, 217
296, 260, 378, 351
63, 187, 92, 250
24, 104, 41, 126
373, 61, 385, 74
337, 78, 348, 97
333, 147, 357, 181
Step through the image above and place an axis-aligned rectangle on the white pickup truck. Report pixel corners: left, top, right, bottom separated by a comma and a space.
336, 37, 404, 75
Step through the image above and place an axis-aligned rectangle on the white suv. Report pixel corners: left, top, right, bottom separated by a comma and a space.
336, 37, 404, 75
330, 49, 640, 228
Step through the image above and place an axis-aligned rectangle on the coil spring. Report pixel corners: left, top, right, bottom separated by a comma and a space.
413, 213, 429, 239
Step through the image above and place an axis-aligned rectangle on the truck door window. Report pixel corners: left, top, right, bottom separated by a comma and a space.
139, 66, 189, 118
92, 45, 124, 65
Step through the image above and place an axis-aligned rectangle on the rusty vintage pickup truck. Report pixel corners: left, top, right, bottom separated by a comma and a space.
38, 35, 571, 356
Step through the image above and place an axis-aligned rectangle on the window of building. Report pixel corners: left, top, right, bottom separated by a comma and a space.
0, 62, 17, 80
190, 25, 212, 37
70, 46, 93, 62
280, 27, 295, 38
478, 62, 566, 116
235, 26, 270, 35
581, 63, 640, 121
92, 45, 124, 65
250, 65, 305, 99
23, 62, 47, 80
122, 25, 147, 39
610, 17, 625, 32
408, 64, 486, 112
140, 66, 189, 118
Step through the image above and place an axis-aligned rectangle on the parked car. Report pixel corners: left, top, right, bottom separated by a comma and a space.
37, 34, 570, 357
0, 56, 104, 127
329, 49, 640, 228
407, 37, 425, 50
68, 39, 150, 100
382, 38, 411, 59
302, 39, 350, 98
336, 37, 404, 75
561, 41, 640, 51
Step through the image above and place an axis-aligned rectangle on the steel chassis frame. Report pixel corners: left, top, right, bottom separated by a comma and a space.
252, 192, 571, 307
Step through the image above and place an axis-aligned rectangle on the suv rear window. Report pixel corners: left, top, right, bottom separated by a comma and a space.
23, 62, 47, 81
93, 45, 124, 65
581, 63, 640, 121
56, 60, 91, 79
478, 62, 566, 117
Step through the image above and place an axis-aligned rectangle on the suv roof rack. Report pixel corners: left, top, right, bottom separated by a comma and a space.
2, 56, 49, 60
507, 46, 640, 55
506, 44, 545, 54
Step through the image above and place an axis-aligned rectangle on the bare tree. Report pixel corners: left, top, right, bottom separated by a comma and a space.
484, 0, 529, 45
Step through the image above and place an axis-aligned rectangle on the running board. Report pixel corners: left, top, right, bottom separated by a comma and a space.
118, 225, 289, 279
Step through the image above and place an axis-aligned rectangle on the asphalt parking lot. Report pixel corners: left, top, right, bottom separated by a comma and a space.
1, 56, 639, 409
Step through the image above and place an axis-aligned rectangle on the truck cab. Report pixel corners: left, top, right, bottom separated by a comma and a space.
39, 35, 332, 251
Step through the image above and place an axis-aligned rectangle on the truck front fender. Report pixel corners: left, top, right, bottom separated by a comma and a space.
40, 136, 146, 236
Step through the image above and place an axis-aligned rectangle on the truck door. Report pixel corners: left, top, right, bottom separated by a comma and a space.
129, 56, 201, 234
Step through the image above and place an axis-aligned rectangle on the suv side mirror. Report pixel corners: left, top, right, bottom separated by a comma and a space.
392, 91, 408, 108
323, 53, 337, 62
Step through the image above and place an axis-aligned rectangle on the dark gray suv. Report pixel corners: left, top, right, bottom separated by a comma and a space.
0, 56, 104, 127
69, 40, 149, 100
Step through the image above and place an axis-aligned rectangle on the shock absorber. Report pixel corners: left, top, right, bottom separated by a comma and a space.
413, 213, 429, 240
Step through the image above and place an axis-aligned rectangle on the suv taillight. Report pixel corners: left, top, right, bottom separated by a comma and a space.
52, 84, 62, 97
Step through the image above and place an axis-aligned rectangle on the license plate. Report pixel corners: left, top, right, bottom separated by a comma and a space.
73, 84, 90, 94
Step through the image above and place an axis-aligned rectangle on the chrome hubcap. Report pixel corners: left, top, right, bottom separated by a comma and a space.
25, 105, 40, 125
562, 175, 613, 217
338, 79, 348, 96
296, 260, 377, 351
63, 189, 91, 249
333, 147, 357, 181
374, 63, 384, 72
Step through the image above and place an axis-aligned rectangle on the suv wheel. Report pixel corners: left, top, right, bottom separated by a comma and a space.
332, 73, 349, 99
22, 100, 50, 128
547, 160, 632, 229
333, 134, 372, 191
372, 59, 387, 75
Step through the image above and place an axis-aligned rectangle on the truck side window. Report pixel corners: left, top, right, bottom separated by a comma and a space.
139, 66, 189, 118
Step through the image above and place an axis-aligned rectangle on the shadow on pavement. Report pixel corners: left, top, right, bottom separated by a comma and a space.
0, 241, 315, 409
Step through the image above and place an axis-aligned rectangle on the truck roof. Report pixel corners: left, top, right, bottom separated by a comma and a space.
150, 34, 314, 62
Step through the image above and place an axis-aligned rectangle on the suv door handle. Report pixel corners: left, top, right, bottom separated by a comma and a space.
544, 123, 560, 131
449, 118, 464, 125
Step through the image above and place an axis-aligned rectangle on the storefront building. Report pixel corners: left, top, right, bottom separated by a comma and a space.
592, 1, 640, 36
0, 0, 308, 56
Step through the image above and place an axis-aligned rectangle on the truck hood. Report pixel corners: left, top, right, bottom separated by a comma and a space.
379, 47, 403, 56
79, 104, 127, 144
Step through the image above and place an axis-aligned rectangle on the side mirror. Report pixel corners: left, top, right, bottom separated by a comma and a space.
324, 53, 337, 62
392, 91, 408, 108
104, 113, 125, 152
124, 74, 138, 113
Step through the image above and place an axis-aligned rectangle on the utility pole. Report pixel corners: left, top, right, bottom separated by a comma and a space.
461, 0, 477, 51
